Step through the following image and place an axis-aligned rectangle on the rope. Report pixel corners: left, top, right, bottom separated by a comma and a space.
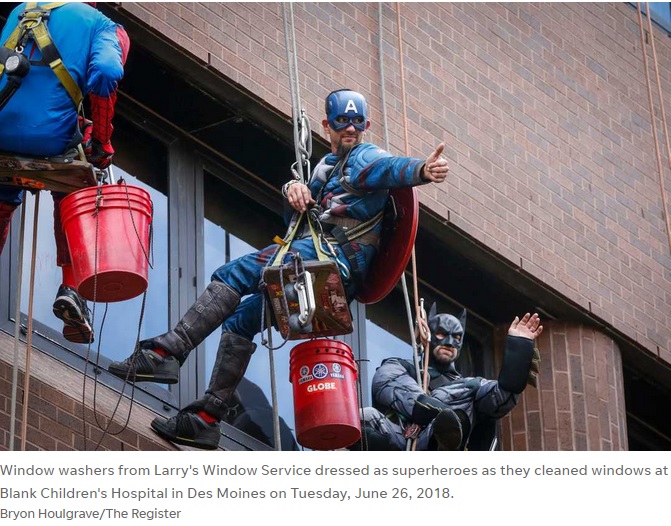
394, 2, 430, 452
374, 2, 418, 452
379, 3, 422, 386
259, 2, 317, 448
353, 352, 370, 451
81, 180, 154, 450
281, 2, 311, 183
265, 304, 282, 451
394, 2, 422, 347
9, 194, 28, 452
638, 3, 671, 254
19, 191, 40, 451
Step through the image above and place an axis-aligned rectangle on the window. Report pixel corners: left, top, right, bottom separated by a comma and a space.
18, 168, 169, 364
635, 3, 671, 32
202, 169, 299, 450
2, 115, 174, 411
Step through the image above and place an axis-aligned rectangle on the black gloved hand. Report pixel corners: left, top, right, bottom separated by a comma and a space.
85, 138, 114, 169
411, 394, 449, 426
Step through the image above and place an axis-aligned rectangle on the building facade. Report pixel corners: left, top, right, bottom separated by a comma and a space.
1, 2, 670, 451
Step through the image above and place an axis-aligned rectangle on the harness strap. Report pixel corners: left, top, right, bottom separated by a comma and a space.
0, 2, 82, 108
323, 209, 384, 286
322, 209, 384, 248
329, 225, 361, 285
272, 212, 328, 267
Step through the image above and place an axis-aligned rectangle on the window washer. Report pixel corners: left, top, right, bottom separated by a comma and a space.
0, 2, 129, 343
356, 306, 542, 451
109, 89, 449, 450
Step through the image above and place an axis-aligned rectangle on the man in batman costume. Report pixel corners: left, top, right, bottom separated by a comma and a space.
358, 305, 542, 450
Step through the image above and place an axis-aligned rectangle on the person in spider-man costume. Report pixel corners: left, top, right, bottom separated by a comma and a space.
0, 2, 129, 344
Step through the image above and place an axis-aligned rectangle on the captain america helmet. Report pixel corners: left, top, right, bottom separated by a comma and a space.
324, 89, 368, 131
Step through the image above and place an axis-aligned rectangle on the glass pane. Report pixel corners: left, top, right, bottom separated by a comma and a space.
649, 2, 671, 25
365, 319, 413, 376
203, 171, 299, 450
20, 168, 169, 362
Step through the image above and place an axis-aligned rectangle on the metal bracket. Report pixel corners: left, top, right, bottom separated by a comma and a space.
294, 268, 315, 327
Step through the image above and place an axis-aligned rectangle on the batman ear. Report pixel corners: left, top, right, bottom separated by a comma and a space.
459, 308, 467, 333
429, 302, 437, 319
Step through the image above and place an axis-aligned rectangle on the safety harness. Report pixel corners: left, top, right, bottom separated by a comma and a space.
0, 2, 83, 111
286, 151, 385, 287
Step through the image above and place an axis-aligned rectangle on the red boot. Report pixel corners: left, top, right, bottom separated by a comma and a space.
0, 202, 18, 253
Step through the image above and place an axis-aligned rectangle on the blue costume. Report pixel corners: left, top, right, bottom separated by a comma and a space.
0, 2, 124, 158
213, 142, 427, 340
109, 89, 435, 450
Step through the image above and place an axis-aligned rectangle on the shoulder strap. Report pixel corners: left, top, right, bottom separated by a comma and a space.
0, 2, 82, 108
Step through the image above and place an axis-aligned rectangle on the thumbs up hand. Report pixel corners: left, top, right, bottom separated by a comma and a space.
422, 143, 449, 183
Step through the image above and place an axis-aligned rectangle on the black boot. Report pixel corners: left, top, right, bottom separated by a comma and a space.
150, 412, 221, 450
108, 281, 240, 383
432, 409, 463, 451
150, 332, 256, 449
108, 342, 180, 384
53, 285, 95, 344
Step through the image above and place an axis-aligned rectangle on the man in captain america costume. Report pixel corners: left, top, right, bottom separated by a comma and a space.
0, 2, 129, 344
357, 305, 542, 451
109, 88, 449, 449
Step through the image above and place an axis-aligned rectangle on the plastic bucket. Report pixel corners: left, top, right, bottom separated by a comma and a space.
289, 339, 361, 450
60, 184, 152, 303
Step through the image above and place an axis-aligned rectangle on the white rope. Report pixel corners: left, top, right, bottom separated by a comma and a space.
266, 304, 282, 451
264, 1, 314, 452
281, 3, 311, 184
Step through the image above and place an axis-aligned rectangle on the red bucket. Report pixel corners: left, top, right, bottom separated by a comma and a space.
289, 339, 361, 450
60, 184, 152, 303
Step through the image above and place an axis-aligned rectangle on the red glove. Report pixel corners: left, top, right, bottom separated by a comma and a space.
84, 139, 114, 169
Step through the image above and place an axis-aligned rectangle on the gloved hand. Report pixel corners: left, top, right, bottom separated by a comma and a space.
85, 138, 114, 169
79, 116, 93, 149
411, 394, 448, 426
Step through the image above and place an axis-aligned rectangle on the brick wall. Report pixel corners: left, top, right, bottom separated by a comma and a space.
0, 332, 172, 451
118, 2, 671, 359
498, 322, 627, 450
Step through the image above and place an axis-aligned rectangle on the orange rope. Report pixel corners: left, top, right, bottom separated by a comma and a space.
643, 3, 671, 253
395, 3, 428, 394
637, 3, 671, 253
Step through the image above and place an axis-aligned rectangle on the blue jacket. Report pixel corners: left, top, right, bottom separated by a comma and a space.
0, 2, 125, 156
287, 142, 427, 281
309, 143, 426, 228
